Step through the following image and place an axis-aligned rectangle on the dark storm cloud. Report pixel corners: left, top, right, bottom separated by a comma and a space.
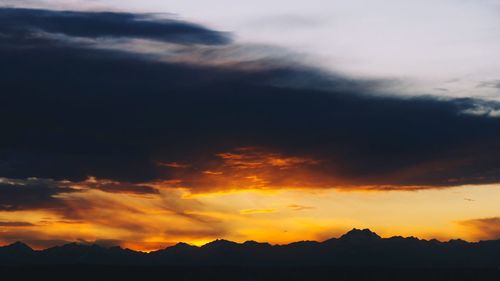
2, 7, 500, 189
0, 7, 230, 45
77, 179, 160, 195
0, 179, 76, 211
0, 221, 35, 227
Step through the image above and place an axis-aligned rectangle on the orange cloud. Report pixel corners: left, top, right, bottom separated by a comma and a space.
217, 147, 319, 170
239, 208, 277, 215
288, 204, 314, 211
155, 147, 468, 194
72, 177, 159, 195
158, 147, 341, 193
458, 217, 500, 240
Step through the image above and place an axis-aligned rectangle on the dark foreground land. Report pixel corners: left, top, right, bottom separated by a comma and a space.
1, 265, 499, 281
2, 229, 500, 280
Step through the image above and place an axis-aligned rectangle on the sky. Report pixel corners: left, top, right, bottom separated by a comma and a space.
5, 0, 500, 98
1, 0, 500, 251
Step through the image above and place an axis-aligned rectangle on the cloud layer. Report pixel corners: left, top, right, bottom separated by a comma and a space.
0, 8, 230, 45
1, 7, 500, 192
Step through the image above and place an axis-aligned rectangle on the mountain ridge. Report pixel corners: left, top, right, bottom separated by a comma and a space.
1, 228, 499, 267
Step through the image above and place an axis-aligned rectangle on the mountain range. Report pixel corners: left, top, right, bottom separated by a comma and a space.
1, 229, 499, 267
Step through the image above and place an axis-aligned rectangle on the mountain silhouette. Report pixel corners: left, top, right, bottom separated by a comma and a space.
1, 228, 500, 267
2, 241, 32, 252
339, 228, 381, 241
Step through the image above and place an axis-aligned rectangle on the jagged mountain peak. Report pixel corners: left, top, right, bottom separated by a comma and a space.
166, 242, 198, 251
340, 228, 381, 240
2, 241, 33, 252
202, 239, 239, 248
242, 240, 271, 247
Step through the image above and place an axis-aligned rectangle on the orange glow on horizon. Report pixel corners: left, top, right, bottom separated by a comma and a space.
1, 182, 500, 251
0, 148, 499, 251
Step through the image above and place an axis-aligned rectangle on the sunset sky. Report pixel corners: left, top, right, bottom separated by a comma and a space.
1, 0, 500, 252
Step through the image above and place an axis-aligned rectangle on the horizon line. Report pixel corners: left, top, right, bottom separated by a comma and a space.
1, 228, 493, 252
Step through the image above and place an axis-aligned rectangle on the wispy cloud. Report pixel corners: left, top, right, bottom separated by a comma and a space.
239, 208, 277, 215
458, 217, 500, 240
288, 204, 314, 211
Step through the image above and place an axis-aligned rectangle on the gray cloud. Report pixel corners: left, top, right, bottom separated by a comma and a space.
0, 178, 77, 211
477, 80, 500, 89
0, 7, 230, 45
